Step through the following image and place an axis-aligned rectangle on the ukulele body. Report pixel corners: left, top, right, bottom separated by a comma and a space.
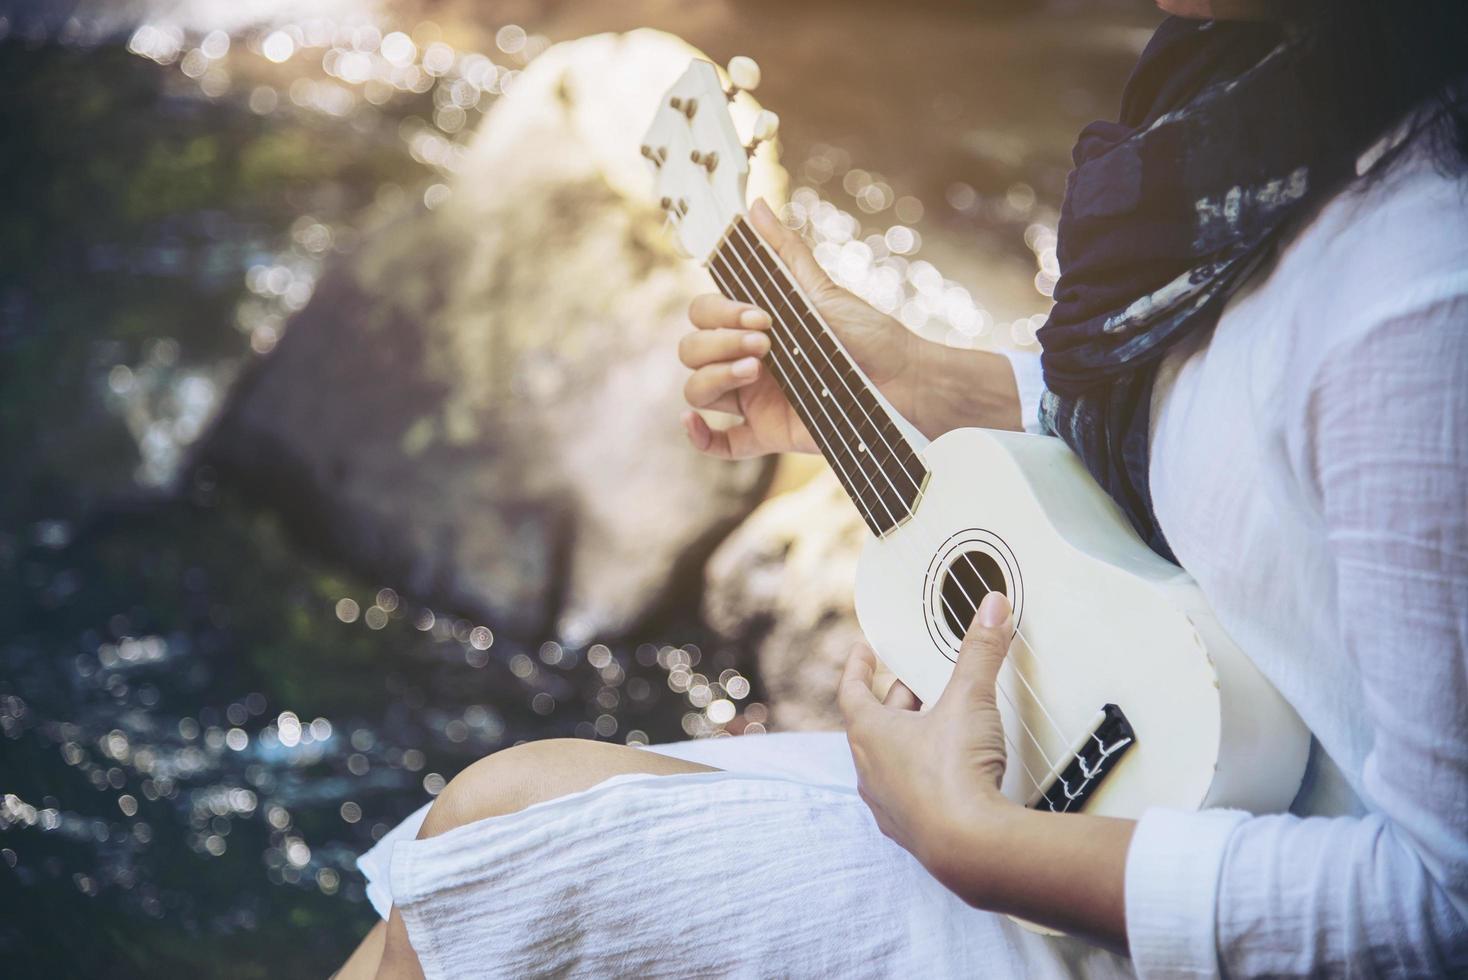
853, 426, 1310, 816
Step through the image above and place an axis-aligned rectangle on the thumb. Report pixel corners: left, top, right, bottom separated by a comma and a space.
836, 642, 884, 731
937, 591, 1013, 712
748, 198, 838, 300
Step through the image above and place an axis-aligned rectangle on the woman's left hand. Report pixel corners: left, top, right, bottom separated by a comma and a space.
837, 591, 1020, 898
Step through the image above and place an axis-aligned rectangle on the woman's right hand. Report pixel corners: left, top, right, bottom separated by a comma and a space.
679, 199, 917, 459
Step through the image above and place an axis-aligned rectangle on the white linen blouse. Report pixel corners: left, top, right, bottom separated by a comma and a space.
1007, 138, 1468, 977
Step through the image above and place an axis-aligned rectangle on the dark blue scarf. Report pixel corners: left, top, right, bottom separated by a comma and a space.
1037, 17, 1373, 561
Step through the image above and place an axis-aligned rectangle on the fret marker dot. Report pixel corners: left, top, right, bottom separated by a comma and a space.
822, 388, 830, 397
858, 443, 867, 453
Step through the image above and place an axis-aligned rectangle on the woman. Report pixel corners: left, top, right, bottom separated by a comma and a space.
341, 1, 1468, 976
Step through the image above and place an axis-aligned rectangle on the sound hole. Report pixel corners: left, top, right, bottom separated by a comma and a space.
940, 550, 1007, 638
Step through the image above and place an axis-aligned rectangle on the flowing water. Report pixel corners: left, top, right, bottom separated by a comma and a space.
0, 18, 750, 975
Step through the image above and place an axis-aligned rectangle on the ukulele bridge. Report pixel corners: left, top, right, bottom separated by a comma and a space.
1025, 703, 1135, 814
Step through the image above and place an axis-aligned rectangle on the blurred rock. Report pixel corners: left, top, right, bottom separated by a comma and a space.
705, 471, 888, 731
202, 29, 783, 641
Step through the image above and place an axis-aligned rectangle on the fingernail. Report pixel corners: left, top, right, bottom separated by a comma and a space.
742, 332, 768, 353
682, 411, 707, 449
978, 591, 1010, 627
731, 357, 759, 379
739, 309, 770, 329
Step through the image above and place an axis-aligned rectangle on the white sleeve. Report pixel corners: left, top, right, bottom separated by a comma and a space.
1123, 296, 1468, 978
998, 348, 1047, 435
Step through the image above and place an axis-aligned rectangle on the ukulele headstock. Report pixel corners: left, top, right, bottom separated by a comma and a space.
641, 57, 779, 261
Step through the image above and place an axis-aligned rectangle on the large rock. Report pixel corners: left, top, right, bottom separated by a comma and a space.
704, 471, 892, 731
202, 30, 785, 642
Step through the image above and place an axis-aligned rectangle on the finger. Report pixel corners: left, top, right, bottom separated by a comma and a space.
689, 294, 772, 331
837, 643, 883, 729
881, 679, 921, 712
702, 392, 743, 415
748, 198, 836, 298
678, 328, 771, 369
680, 411, 766, 460
683, 359, 762, 409
938, 592, 1012, 711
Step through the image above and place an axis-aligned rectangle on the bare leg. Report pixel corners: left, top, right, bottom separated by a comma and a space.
374, 909, 425, 980
334, 740, 717, 979
334, 920, 386, 980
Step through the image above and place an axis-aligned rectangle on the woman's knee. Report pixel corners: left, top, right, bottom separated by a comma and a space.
416, 738, 717, 840
417, 739, 574, 839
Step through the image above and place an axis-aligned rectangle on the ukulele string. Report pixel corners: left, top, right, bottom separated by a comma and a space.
708, 247, 1063, 794
728, 217, 1099, 769
726, 218, 1094, 772
704, 255, 1049, 795
706, 241, 1063, 793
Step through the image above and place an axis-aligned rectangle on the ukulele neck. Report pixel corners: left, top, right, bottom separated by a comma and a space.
706, 214, 929, 537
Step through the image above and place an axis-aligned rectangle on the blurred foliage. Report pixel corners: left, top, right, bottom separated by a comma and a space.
0, 38, 729, 977
0, 40, 415, 527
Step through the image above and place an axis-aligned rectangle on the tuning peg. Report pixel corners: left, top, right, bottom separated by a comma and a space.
726, 56, 761, 94
751, 109, 779, 142
745, 109, 780, 156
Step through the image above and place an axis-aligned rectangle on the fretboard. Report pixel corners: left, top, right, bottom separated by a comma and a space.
706, 215, 929, 537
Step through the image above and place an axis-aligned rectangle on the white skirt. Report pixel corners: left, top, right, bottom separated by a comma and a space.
357, 732, 1134, 979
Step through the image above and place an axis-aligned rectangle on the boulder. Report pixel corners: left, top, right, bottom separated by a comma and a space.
202, 29, 785, 642
704, 470, 894, 731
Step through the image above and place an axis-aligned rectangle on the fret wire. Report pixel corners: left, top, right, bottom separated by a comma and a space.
713, 250, 869, 469
746, 304, 887, 526
722, 229, 894, 448
728, 237, 893, 453
707, 251, 902, 536
722, 266, 917, 531
726, 216, 1084, 764
717, 238, 912, 526
728, 224, 905, 455
711, 249, 1046, 790
711, 239, 913, 534
706, 259, 891, 536
725, 219, 926, 493
724, 225, 924, 536
731, 239, 877, 419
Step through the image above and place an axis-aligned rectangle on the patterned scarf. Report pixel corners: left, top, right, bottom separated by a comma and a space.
1037, 16, 1381, 561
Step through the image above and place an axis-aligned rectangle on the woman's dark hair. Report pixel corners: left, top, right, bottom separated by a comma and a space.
1299, 0, 1468, 179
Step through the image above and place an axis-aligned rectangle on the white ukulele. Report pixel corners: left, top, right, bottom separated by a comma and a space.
643, 58, 1308, 820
